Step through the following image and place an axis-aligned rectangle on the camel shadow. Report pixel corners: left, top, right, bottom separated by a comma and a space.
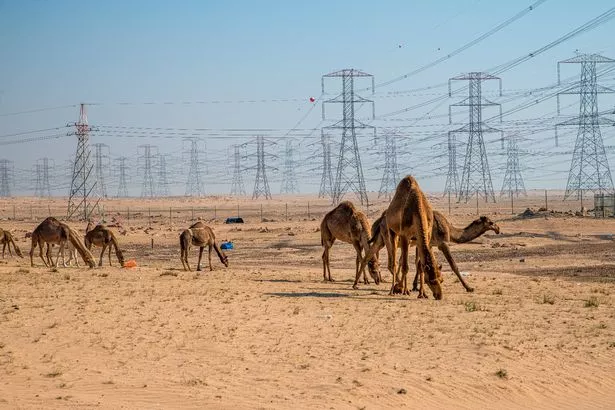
253, 279, 303, 283
265, 291, 350, 298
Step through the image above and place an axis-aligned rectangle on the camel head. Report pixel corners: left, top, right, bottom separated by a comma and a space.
422, 260, 443, 300
220, 252, 229, 267
366, 257, 380, 284
479, 216, 500, 234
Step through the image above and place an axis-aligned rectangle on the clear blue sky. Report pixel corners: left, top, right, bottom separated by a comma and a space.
1, 0, 614, 196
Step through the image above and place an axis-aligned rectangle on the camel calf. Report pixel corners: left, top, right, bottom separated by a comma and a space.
0, 228, 23, 258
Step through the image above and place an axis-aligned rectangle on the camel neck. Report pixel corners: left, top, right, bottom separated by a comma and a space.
450, 221, 487, 244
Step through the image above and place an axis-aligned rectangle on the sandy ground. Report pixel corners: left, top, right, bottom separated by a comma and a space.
1, 194, 614, 409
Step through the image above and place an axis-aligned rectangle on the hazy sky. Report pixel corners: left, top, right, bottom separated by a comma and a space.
1, 1, 615, 197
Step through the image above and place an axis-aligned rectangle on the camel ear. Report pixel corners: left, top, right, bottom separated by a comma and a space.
480, 216, 487, 222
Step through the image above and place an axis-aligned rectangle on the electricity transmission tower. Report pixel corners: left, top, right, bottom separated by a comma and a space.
67, 104, 101, 219
378, 130, 400, 199
34, 157, 52, 197
0, 159, 13, 197
230, 145, 246, 196
251, 136, 275, 200
156, 154, 170, 197
93, 143, 110, 198
116, 157, 129, 197
185, 137, 205, 197
557, 53, 615, 200
318, 132, 334, 199
139, 144, 157, 198
449, 72, 503, 203
443, 132, 460, 198
280, 140, 299, 194
322, 69, 376, 206
500, 134, 526, 198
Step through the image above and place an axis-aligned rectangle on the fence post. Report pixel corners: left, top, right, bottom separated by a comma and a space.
511, 194, 514, 215
214, 205, 217, 220
544, 189, 548, 211
307, 201, 310, 219
13, 204, 16, 220
127, 207, 130, 224
285, 203, 288, 221
260, 204, 263, 222
31, 205, 33, 220
169, 207, 172, 227
476, 194, 479, 216
448, 192, 451, 215
148, 207, 151, 228
237, 203, 240, 218
191, 207, 194, 221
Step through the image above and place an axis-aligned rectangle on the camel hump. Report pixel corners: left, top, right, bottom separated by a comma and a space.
396, 175, 420, 191
336, 200, 357, 212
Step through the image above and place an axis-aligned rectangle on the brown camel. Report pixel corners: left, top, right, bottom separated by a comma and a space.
357, 176, 442, 299
320, 201, 380, 284
29, 217, 96, 268
180, 221, 228, 271
370, 211, 500, 293
84, 222, 125, 267
0, 227, 23, 258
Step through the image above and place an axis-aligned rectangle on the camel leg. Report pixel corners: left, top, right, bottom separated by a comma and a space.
2, 242, 6, 258
412, 247, 420, 291
99, 243, 108, 267
385, 231, 400, 295
323, 244, 334, 282
399, 237, 410, 295
108, 243, 113, 267
30, 239, 36, 267
208, 244, 213, 271
39, 241, 49, 267
54, 242, 65, 268
196, 246, 204, 271
353, 243, 369, 285
439, 243, 473, 292
181, 246, 190, 271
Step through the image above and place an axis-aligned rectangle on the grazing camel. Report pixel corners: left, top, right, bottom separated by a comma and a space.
180, 221, 228, 271
29, 217, 96, 268
320, 201, 380, 284
84, 222, 125, 267
0, 227, 23, 258
357, 176, 442, 299
370, 211, 500, 293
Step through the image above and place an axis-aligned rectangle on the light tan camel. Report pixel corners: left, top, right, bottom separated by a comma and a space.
0, 227, 23, 258
370, 211, 500, 293
29, 217, 96, 268
180, 221, 228, 271
46, 242, 80, 267
84, 222, 125, 267
320, 201, 380, 284
357, 176, 442, 299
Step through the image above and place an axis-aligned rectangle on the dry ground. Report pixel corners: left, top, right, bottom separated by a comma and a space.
1, 194, 614, 409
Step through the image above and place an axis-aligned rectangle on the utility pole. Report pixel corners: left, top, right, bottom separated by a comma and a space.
322, 69, 376, 206
500, 134, 526, 198
378, 129, 400, 199
139, 144, 157, 198
230, 144, 246, 196
93, 143, 110, 198
0, 159, 13, 197
449, 72, 502, 203
443, 131, 459, 198
156, 154, 170, 197
116, 156, 129, 198
318, 132, 334, 199
251, 136, 275, 200
280, 139, 299, 194
557, 53, 615, 199
67, 104, 100, 220
185, 137, 205, 197
34, 158, 52, 197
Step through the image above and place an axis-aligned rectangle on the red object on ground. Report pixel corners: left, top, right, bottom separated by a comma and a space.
123, 260, 137, 268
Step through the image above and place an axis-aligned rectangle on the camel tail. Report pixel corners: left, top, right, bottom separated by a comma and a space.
6, 232, 23, 258
110, 233, 125, 267
66, 226, 96, 268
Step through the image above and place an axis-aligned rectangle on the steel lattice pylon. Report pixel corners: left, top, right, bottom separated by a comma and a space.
500, 134, 526, 198
157, 155, 170, 197
0, 159, 13, 197
34, 158, 52, 197
443, 131, 459, 198
318, 132, 334, 199
185, 138, 205, 197
378, 130, 400, 199
93, 143, 109, 198
280, 140, 299, 194
116, 157, 129, 198
230, 145, 246, 196
449, 72, 503, 203
322, 69, 375, 206
139, 144, 156, 198
557, 53, 615, 200
67, 104, 101, 220
252, 136, 272, 200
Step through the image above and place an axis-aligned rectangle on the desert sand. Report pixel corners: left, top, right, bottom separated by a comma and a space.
1, 193, 614, 409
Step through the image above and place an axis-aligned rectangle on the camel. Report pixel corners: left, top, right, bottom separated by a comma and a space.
0, 227, 23, 258
180, 221, 228, 271
46, 242, 80, 268
84, 222, 125, 267
369, 211, 500, 293
29, 217, 96, 268
320, 201, 380, 284
357, 176, 442, 299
